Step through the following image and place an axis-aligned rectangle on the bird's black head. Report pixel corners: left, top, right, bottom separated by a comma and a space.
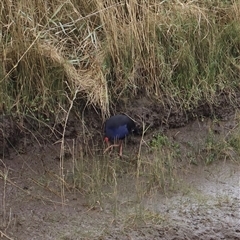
131, 125, 141, 136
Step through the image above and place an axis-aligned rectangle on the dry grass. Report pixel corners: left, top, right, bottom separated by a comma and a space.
1, 0, 240, 210
0, 0, 240, 118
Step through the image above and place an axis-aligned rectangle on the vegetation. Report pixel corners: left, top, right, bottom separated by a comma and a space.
1, 0, 240, 211
0, 0, 240, 118
1, 4, 240, 239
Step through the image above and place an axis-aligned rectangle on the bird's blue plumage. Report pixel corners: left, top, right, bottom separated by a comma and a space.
105, 124, 129, 141
104, 114, 137, 142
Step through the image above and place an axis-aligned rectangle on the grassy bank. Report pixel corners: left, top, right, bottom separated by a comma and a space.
0, 0, 239, 118
1, 0, 240, 203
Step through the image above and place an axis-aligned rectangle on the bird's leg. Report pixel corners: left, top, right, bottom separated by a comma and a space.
104, 143, 120, 154
119, 140, 123, 158
103, 141, 113, 154
103, 142, 110, 154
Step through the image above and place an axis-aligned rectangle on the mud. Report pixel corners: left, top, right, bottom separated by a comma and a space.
1, 156, 239, 239
0, 94, 240, 239
122, 91, 240, 130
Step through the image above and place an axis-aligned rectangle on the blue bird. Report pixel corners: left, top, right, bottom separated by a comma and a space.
104, 114, 137, 157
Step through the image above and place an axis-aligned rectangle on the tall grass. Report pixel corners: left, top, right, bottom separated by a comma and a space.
1, 0, 240, 205
0, 0, 240, 117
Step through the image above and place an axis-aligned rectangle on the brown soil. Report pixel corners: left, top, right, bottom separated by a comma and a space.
0, 94, 240, 240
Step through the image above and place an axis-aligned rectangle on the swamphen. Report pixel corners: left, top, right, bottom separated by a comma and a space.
104, 114, 137, 157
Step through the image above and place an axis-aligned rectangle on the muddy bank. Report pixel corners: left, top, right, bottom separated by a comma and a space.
1, 90, 240, 158
0, 148, 239, 240
0, 109, 240, 239
0, 90, 240, 239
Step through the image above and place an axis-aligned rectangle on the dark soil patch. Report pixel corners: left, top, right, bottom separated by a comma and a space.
0, 91, 239, 157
